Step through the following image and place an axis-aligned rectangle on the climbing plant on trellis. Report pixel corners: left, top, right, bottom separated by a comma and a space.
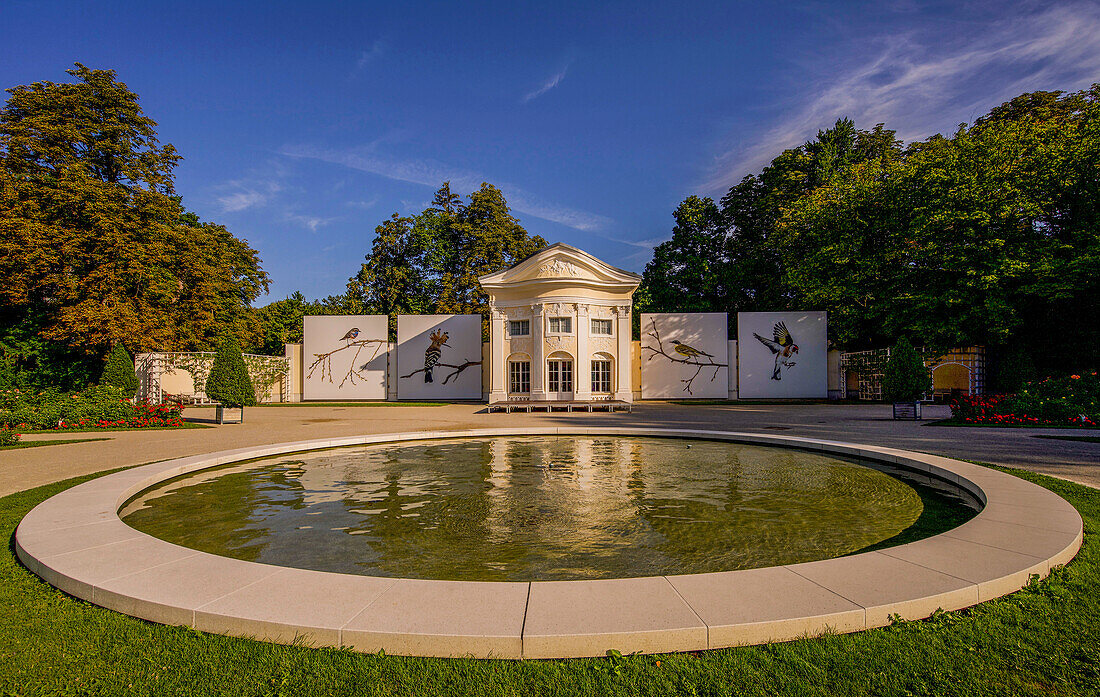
139, 352, 290, 403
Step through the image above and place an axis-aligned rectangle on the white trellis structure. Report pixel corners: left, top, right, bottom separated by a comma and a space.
839, 346, 985, 401
135, 352, 291, 405
927, 346, 986, 399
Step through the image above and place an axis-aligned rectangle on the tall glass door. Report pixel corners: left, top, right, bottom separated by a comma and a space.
547, 359, 574, 400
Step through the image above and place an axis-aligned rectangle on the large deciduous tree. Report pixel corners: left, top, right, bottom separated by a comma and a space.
638, 119, 902, 333
0, 64, 268, 387
778, 86, 1100, 373
639, 195, 727, 314
345, 182, 546, 336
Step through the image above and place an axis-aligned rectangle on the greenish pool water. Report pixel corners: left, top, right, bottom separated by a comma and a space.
120, 436, 978, 581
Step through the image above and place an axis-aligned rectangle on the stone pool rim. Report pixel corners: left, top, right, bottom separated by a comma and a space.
15, 427, 1083, 659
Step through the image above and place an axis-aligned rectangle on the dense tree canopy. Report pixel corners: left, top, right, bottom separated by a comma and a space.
640, 87, 1099, 378
639, 118, 902, 330
779, 86, 1100, 371
344, 182, 546, 337
0, 64, 268, 387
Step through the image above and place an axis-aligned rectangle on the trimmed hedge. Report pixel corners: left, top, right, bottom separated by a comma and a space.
0, 386, 184, 431
99, 344, 139, 397
883, 338, 929, 403
206, 336, 256, 409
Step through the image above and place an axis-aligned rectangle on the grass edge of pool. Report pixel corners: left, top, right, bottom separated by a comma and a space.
2, 461, 1097, 696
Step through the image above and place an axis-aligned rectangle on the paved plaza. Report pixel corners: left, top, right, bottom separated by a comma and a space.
2, 402, 1097, 497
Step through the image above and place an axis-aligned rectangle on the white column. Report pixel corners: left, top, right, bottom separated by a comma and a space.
574, 303, 591, 402
531, 303, 547, 400
614, 304, 632, 402
489, 305, 507, 403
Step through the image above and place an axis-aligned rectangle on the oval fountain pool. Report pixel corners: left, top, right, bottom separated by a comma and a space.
120, 436, 978, 581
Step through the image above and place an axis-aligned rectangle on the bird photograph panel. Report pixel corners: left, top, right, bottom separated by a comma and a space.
640, 313, 729, 399
396, 315, 483, 400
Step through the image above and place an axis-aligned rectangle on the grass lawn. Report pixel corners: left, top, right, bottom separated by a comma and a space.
0, 466, 1097, 696
0, 437, 109, 451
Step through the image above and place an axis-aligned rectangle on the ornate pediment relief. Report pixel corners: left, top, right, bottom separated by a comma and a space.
535, 259, 582, 279
479, 243, 641, 291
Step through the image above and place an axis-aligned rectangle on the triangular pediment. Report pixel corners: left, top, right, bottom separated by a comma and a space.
479, 243, 641, 291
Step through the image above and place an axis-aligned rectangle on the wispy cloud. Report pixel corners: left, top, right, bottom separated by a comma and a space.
216, 179, 282, 213
355, 39, 386, 73
346, 197, 380, 210
703, 2, 1100, 191
280, 144, 613, 232
285, 212, 339, 232
522, 64, 570, 103
604, 234, 668, 268
605, 235, 665, 251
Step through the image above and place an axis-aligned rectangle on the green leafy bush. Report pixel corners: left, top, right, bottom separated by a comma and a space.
882, 338, 929, 402
0, 426, 18, 446
0, 386, 183, 430
1009, 372, 1099, 424
205, 336, 256, 409
99, 344, 139, 397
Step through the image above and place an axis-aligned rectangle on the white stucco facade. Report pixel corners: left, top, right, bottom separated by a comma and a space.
479, 244, 640, 403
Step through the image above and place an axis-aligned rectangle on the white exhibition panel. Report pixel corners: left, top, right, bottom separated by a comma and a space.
737, 311, 827, 398
302, 315, 388, 400
640, 313, 729, 399
396, 314, 483, 400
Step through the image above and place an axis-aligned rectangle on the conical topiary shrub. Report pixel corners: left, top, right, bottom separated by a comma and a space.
883, 337, 929, 403
100, 344, 139, 398
206, 335, 256, 422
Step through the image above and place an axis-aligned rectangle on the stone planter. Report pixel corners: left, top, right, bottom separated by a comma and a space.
892, 401, 922, 420
215, 405, 244, 424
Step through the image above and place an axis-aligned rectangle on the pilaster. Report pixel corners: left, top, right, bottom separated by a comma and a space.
574, 303, 591, 401
489, 304, 507, 403
531, 303, 547, 400
614, 304, 633, 402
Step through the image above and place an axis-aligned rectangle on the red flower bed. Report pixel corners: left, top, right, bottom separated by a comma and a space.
1, 387, 186, 431
949, 372, 1098, 427
49, 400, 185, 430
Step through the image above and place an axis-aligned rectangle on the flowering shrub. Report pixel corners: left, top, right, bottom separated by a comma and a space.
949, 372, 1098, 426
0, 427, 19, 446
0, 386, 184, 431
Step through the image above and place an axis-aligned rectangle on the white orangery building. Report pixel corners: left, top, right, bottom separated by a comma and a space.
479, 243, 640, 404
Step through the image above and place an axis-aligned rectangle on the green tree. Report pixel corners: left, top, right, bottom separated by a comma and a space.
251, 292, 313, 355
639, 196, 729, 330
98, 344, 138, 398
778, 86, 1100, 372
250, 291, 365, 355
639, 119, 902, 336
205, 335, 255, 414
882, 338, 929, 402
435, 183, 547, 317
346, 182, 546, 336
0, 64, 269, 387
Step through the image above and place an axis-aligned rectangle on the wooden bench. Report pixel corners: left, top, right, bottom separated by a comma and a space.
487, 400, 632, 414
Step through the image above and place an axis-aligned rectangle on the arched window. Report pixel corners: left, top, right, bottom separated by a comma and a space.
507, 352, 531, 394
547, 350, 575, 395
591, 352, 614, 393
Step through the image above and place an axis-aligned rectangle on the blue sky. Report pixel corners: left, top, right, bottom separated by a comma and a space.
3, 1, 1099, 302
